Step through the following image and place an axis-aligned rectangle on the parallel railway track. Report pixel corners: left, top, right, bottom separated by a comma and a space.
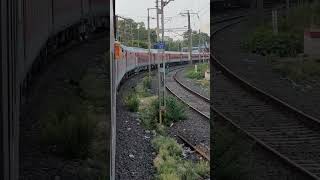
165, 11, 320, 179
212, 11, 320, 179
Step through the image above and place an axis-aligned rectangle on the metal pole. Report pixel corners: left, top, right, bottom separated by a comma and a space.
188, 10, 192, 64
161, 0, 166, 115
198, 29, 201, 63
138, 24, 140, 47
156, 0, 162, 123
148, 9, 151, 78
130, 22, 133, 46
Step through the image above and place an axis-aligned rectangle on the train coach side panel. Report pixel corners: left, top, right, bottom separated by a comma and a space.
90, 0, 109, 16
53, 0, 82, 33
25, 0, 51, 74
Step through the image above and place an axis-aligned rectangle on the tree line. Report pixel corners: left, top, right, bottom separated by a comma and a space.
116, 18, 209, 51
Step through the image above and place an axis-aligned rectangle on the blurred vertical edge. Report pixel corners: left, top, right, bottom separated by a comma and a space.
0, 0, 20, 179
109, 0, 116, 179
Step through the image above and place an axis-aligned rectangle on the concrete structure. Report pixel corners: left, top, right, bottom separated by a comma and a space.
205, 69, 210, 80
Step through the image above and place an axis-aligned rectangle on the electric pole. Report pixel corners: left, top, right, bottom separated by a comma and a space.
180, 10, 198, 64
156, 0, 161, 123
130, 22, 133, 46
160, 0, 165, 124
138, 24, 140, 47
198, 29, 201, 63
148, 8, 156, 78
158, 0, 174, 124
188, 10, 192, 64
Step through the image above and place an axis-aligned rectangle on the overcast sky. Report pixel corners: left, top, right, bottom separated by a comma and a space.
115, 0, 210, 40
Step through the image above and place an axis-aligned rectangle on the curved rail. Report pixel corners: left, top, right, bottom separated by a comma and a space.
212, 12, 320, 180
165, 68, 210, 119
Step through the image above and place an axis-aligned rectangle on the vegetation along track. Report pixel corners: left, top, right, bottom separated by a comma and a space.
212, 11, 320, 179
166, 67, 210, 161
166, 68, 210, 119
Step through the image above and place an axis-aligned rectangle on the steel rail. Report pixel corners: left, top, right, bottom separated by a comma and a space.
211, 11, 320, 180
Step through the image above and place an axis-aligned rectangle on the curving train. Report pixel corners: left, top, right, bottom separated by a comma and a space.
114, 44, 210, 87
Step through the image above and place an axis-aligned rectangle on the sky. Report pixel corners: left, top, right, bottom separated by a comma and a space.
115, 0, 210, 40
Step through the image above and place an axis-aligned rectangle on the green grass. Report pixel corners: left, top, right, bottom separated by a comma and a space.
143, 76, 152, 90
140, 97, 159, 130
273, 58, 320, 81
40, 100, 96, 159
186, 63, 209, 80
139, 96, 186, 130
152, 136, 210, 180
213, 123, 252, 180
243, 3, 320, 57
124, 92, 140, 112
163, 96, 187, 126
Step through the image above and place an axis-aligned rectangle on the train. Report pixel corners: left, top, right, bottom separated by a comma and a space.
114, 44, 210, 87
1, 0, 108, 179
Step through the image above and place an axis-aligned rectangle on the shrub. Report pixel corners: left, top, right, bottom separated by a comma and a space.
273, 58, 320, 81
41, 105, 96, 159
140, 97, 159, 130
163, 96, 187, 125
213, 125, 250, 180
243, 27, 302, 57
186, 63, 209, 80
140, 96, 186, 130
186, 70, 203, 79
124, 93, 139, 112
143, 76, 152, 90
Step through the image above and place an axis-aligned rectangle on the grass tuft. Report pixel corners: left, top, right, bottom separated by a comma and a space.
152, 136, 210, 180
139, 96, 186, 130
124, 92, 140, 112
40, 102, 96, 159
273, 58, 320, 81
186, 63, 209, 80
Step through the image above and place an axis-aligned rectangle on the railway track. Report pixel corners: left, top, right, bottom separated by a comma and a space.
166, 68, 210, 119
165, 67, 210, 161
212, 10, 320, 179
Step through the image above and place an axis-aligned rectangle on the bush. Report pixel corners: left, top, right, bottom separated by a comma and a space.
124, 93, 140, 112
152, 136, 210, 180
273, 58, 320, 81
41, 105, 96, 159
243, 27, 302, 57
140, 98, 159, 130
186, 70, 203, 79
140, 96, 186, 130
213, 125, 251, 180
186, 63, 209, 80
163, 96, 186, 126
143, 76, 152, 90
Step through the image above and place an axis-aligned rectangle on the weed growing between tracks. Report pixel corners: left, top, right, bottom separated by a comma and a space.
128, 75, 209, 179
